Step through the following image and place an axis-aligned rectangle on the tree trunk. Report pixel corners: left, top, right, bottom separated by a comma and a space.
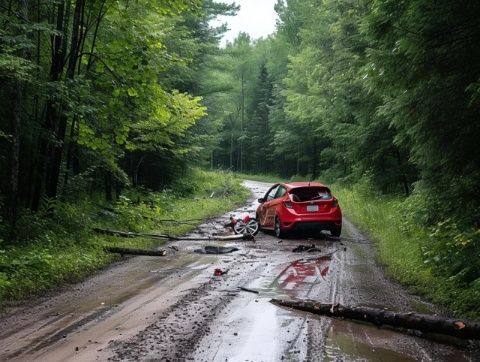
45, 0, 85, 200
31, 0, 68, 210
229, 115, 234, 169
104, 172, 113, 202
271, 299, 480, 340
311, 137, 318, 179
7, 0, 28, 240
8, 81, 23, 240
395, 148, 410, 197
133, 154, 146, 187
240, 72, 245, 173
64, 115, 78, 186
86, 0, 106, 72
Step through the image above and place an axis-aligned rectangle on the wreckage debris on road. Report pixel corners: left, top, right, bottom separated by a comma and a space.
194, 246, 240, 254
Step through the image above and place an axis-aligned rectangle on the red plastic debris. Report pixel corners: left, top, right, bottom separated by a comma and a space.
214, 268, 223, 276
225, 215, 237, 229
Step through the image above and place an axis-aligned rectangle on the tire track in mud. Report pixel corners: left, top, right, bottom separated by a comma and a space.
109, 259, 267, 361
6, 307, 111, 359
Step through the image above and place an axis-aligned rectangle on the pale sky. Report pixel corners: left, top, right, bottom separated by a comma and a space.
212, 0, 279, 46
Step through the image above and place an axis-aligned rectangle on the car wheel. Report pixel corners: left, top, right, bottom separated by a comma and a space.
331, 226, 341, 237
256, 214, 262, 230
233, 221, 246, 235
275, 216, 285, 238
245, 218, 259, 235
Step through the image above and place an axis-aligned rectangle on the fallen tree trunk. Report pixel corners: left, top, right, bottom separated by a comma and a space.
94, 228, 254, 242
271, 299, 480, 340
105, 246, 166, 256
239, 286, 259, 294
178, 234, 254, 241
93, 228, 171, 239
94, 228, 255, 243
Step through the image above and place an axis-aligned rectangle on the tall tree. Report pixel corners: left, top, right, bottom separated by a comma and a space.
365, 0, 480, 221
245, 63, 273, 173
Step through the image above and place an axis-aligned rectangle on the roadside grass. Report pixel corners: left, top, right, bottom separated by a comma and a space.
332, 184, 432, 285
333, 183, 480, 319
0, 169, 250, 305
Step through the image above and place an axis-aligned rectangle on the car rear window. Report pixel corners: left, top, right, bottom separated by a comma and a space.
289, 187, 332, 202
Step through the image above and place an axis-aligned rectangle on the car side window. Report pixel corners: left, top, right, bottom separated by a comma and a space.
265, 185, 279, 201
274, 186, 287, 199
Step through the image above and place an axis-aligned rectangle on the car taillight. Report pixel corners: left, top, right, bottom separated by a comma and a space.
284, 201, 293, 209
332, 199, 338, 208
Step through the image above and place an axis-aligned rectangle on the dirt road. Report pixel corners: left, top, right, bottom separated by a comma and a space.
0, 181, 478, 361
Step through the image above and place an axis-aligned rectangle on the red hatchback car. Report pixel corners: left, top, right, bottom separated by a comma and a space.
256, 182, 342, 238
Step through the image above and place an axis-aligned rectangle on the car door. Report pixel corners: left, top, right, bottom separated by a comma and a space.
267, 185, 287, 224
258, 185, 279, 228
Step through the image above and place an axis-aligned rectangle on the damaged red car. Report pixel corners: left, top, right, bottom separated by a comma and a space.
256, 182, 342, 238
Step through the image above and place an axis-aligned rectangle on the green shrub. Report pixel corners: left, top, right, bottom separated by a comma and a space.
0, 169, 250, 306
333, 178, 480, 319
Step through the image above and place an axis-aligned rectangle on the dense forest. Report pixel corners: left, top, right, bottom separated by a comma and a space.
0, 0, 237, 234
0, 0, 479, 314
207, 0, 480, 303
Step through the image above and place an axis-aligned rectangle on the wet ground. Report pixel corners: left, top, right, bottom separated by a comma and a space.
0, 180, 478, 361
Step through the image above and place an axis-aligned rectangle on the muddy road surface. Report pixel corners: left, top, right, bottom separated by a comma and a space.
0, 181, 478, 361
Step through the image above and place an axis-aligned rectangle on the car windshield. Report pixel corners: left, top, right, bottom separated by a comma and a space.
289, 187, 332, 202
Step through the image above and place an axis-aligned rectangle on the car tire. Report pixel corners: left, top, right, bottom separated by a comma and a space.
331, 226, 342, 237
245, 218, 260, 235
256, 214, 262, 230
275, 216, 286, 238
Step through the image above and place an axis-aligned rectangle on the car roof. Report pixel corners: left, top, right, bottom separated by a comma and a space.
281, 181, 327, 190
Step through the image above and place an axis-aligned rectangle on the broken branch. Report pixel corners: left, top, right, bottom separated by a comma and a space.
105, 246, 166, 257
270, 299, 480, 340
94, 228, 255, 242
239, 286, 259, 294
93, 228, 172, 239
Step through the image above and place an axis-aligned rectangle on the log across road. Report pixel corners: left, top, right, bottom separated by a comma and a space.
271, 300, 480, 340
0, 180, 478, 361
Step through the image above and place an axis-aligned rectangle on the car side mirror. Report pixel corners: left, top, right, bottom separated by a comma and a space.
258, 198, 265, 203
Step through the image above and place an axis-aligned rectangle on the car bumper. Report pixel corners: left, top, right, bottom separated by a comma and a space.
288, 221, 341, 232
278, 208, 342, 232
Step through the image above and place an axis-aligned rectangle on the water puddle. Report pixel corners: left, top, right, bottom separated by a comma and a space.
324, 318, 418, 361
322, 317, 469, 362
270, 256, 332, 298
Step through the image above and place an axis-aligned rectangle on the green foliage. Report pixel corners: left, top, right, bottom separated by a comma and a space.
334, 180, 480, 318
426, 221, 480, 286
0, 170, 249, 304
206, 0, 480, 318
0, 0, 236, 228
364, 0, 480, 219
